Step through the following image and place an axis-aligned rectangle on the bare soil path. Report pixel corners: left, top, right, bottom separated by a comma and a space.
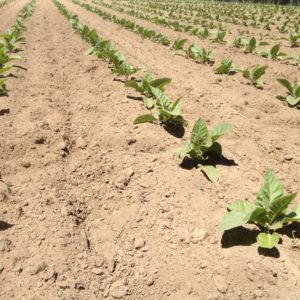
0, 0, 299, 299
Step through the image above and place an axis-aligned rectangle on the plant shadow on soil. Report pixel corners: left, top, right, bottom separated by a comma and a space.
127, 95, 143, 101
179, 155, 237, 170
163, 123, 185, 138
221, 222, 300, 258
0, 220, 13, 231
0, 108, 10, 116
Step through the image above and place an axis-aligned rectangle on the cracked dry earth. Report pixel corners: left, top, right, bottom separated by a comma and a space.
0, 0, 300, 299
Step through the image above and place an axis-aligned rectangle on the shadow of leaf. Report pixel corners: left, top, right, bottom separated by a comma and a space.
221, 227, 258, 248
163, 123, 185, 138
0, 220, 13, 231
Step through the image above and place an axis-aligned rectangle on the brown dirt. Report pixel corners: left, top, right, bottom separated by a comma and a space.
0, 0, 299, 299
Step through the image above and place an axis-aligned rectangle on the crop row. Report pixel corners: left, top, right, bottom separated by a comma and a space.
0, 0, 14, 9
92, 0, 300, 61
70, 0, 300, 107
0, 0, 35, 96
113, 0, 300, 33
53, 0, 300, 250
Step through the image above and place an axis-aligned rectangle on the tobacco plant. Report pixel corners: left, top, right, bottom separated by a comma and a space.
239, 65, 268, 88
213, 29, 226, 44
175, 118, 234, 182
186, 43, 214, 64
287, 30, 300, 47
0, 29, 26, 53
134, 87, 187, 127
125, 72, 171, 108
219, 170, 299, 249
259, 44, 286, 60
171, 37, 187, 54
277, 78, 300, 106
112, 60, 140, 80
214, 57, 237, 75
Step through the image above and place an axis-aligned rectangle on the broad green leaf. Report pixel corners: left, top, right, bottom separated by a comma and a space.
283, 203, 300, 223
256, 170, 284, 209
144, 97, 154, 109
150, 86, 169, 103
269, 193, 297, 223
286, 95, 299, 106
151, 78, 171, 90
277, 78, 293, 93
211, 123, 234, 142
0, 65, 11, 75
200, 164, 218, 183
170, 98, 182, 115
191, 118, 209, 147
229, 199, 254, 213
270, 44, 280, 56
133, 114, 157, 125
256, 232, 280, 249
219, 210, 252, 231
252, 65, 268, 82
249, 207, 268, 226
175, 141, 193, 161
125, 80, 139, 91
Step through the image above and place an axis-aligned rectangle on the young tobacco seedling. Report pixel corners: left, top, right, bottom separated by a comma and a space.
242, 37, 268, 54
111, 60, 140, 80
276, 78, 300, 107
0, 46, 21, 74
259, 44, 286, 60
175, 118, 234, 182
232, 36, 243, 48
198, 27, 209, 39
0, 29, 26, 53
239, 65, 268, 88
125, 72, 171, 108
171, 37, 188, 55
213, 30, 226, 44
186, 43, 214, 64
286, 30, 300, 47
0, 78, 7, 96
214, 57, 237, 75
219, 170, 299, 249
134, 87, 187, 127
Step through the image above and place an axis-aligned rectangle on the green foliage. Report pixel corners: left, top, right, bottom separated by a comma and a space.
0, 78, 7, 96
0, 0, 35, 97
112, 60, 140, 80
239, 65, 268, 88
134, 87, 187, 127
198, 27, 209, 39
175, 118, 234, 182
277, 78, 300, 107
259, 44, 286, 60
232, 36, 243, 48
171, 38, 187, 51
186, 43, 214, 64
214, 57, 237, 75
219, 170, 299, 249
242, 37, 257, 53
287, 30, 300, 47
125, 72, 171, 99
213, 30, 226, 44
0, 28, 26, 53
